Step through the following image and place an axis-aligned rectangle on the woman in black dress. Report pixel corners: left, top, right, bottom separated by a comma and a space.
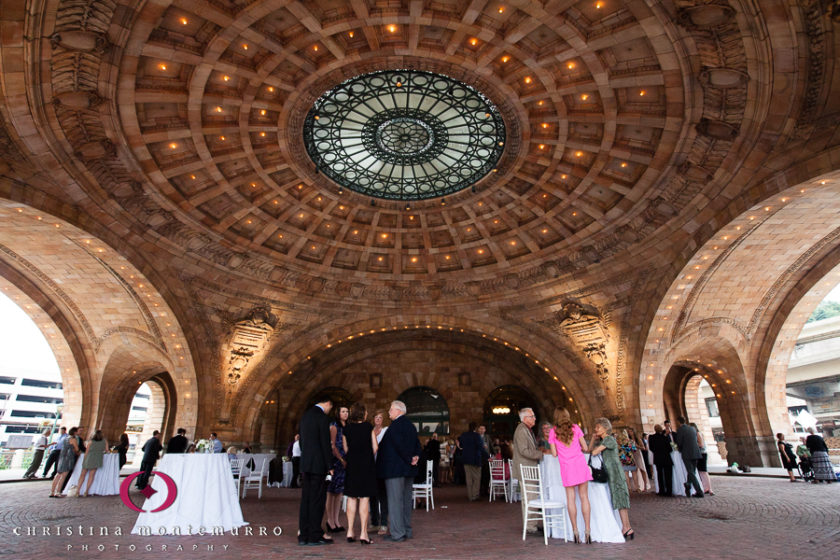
776, 433, 798, 482
342, 402, 378, 545
114, 433, 129, 470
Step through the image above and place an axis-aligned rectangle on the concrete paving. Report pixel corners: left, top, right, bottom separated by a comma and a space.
0, 476, 837, 560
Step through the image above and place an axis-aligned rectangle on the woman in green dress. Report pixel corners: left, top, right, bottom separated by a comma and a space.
78, 430, 108, 497
589, 417, 634, 540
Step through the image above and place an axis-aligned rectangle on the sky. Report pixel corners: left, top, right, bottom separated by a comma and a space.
0, 291, 60, 377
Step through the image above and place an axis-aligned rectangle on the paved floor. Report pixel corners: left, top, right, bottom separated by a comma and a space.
0, 477, 837, 560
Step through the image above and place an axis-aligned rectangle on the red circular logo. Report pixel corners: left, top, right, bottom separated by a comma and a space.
119, 471, 178, 512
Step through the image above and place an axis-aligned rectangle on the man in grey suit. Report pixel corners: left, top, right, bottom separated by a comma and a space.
674, 416, 703, 498
512, 408, 548, 533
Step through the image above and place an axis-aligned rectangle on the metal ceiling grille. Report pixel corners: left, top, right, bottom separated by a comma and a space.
303, 70, 506, 200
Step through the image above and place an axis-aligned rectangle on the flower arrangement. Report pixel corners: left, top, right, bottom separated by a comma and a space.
195, 439, 209, 453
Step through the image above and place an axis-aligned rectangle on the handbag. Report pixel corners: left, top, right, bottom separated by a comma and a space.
588, 455, 609, 483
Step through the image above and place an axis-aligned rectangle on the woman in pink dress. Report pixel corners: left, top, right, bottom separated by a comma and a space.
549, 407, 592, 544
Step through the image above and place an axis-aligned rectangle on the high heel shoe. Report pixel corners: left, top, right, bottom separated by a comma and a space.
573, 534, 580, 544
586, 533, 592, 544
359, 538, 373, 545
623, 529, 635, 540
346, 537, 356, 543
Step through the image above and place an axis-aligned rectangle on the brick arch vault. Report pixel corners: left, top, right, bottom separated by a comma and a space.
0, 200, 199, 439
241, 317, 604, 449
640, 169, 840, 467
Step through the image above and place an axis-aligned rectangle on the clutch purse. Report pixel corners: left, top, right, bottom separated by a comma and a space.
588, 455, 609, 483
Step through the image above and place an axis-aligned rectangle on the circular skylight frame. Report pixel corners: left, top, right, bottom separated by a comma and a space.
303, 70, 506, 201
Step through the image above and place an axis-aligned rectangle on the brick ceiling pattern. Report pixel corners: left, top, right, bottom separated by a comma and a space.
58, 0, 695, 280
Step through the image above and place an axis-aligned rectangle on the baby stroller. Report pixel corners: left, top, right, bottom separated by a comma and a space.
797, 455, 815, 482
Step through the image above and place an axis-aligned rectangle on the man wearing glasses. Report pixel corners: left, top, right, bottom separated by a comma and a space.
512, 408, 550, 534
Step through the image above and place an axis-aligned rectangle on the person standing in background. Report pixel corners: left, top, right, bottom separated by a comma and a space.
24, 429, 50, 479
298, 397, 334, 546
42, 426, 67, 479
167, 428, 189, 453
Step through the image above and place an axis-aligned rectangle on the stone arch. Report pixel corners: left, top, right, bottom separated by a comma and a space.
249, 326, 582, 450
0, 201, 199, 442
0, 255, 93, 430
241, 315, 602, 446
96, 339, 184, 444
683, 374, 724, 464
639, 172, 840, 466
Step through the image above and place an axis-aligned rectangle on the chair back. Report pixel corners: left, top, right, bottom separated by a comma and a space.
251, 457, 267, 479
519, 464, 546, 506
489, 459, 506, 482
424, 459, 433, 484
230, 457, 244, 477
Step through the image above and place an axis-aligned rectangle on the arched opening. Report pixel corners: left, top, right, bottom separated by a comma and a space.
124, 383, 151, 465
640, 176, 840, 466
252, 324, 583, 453
398, 386, 450, 436
684, 375, 725, 465
482, 385, 542, 440
0, 293, 67, 479
128, 375, 178, 465
662, 355, 755, 465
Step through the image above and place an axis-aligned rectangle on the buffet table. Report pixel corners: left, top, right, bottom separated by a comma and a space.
131, 454, 247, 535
651, 451, 689, 496
62, 453, 120, 496
539, 455, 625, 543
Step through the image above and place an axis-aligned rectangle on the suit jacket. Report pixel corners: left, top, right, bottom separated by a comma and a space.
512, 422, 543, 481
458, 431, 488, 466
166, 434, 188, 454
674, 424, 701, 460
299, 405, 333, 475
141, 437, 162, 464
647, 432, 673, 465
376, 414, 421, 479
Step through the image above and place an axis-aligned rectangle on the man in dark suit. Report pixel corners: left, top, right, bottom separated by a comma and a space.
458, 422, 489, 501
674, 416, 703, 498
648, 424, 673, 496
298, 398, 334, 546
423, 433, 441, 486
136, 431, 162, 490
166, 428, 188, 454
376, 400, 421, 543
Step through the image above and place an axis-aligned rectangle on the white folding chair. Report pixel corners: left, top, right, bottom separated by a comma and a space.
488, 459, 507, 502
412, 459, 434, 511
507, 459, 520, 502
241, 457, 267, 499
229, 457, 244, 497
519, 464, 567, 545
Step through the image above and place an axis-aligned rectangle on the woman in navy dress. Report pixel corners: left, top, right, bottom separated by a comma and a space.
342, 402, 378, 544
325, 405, 349, 532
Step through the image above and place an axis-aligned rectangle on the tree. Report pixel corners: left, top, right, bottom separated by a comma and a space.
807, 300, 840, 323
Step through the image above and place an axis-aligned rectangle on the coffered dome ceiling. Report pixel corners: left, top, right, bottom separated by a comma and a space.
16, 0, 806, 304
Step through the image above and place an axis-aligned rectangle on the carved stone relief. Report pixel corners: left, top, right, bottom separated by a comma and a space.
218, 306, 279, 423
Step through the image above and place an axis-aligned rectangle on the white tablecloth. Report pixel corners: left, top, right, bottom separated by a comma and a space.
279, 461, 294, 487
540, 456, 624, 543
132, 454, 247, 535
63, 453, 120, 496
652, 451, 689, 496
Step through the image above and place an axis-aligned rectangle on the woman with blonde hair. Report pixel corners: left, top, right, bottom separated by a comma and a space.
590, 418, 634, 540
548, 408, 592, 543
